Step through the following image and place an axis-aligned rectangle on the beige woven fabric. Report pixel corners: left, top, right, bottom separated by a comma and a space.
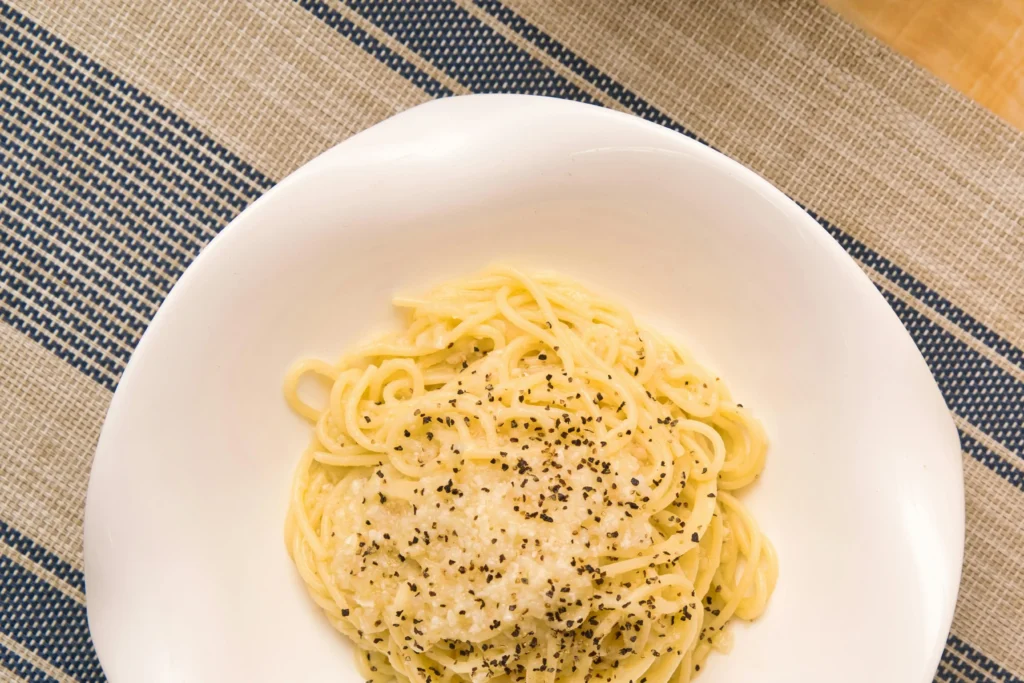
0, 0, 1021, 681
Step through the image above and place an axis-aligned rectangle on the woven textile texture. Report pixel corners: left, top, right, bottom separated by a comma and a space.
1, 0, 1022, 681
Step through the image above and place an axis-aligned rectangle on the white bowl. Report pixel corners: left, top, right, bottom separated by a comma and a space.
85, 95, 963, 683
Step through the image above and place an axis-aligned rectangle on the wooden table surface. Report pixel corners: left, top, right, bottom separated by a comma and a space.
823, 0, 1024, 131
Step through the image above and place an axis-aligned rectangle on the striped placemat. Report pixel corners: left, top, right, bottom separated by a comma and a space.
1, 1, 1021, 681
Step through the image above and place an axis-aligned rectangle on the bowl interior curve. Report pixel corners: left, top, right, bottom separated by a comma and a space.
84, 95, 963, 683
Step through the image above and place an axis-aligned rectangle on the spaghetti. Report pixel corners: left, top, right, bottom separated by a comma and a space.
285, 267, 776, 683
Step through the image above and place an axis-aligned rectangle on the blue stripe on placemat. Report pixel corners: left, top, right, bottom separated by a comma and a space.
938, 637, 1024, 683
294, 0, 456, 99
0, 641, 59, 683
0, 35, 252, 231
881, 290, 1022, 455
347, 0, 601, 103
960, 431, 1024, 492
937, 652, 987, 682
0, 557, 103, 681
0, 5, 268, 190
809, 209, 1024, 373
470, 0, 704, 140
939, 641, 1024, 683
948, 635, 1024, 683
0, 522, 85, 595
0, 70, 209, 300
0, 12, 272, 269
0, 211, 128, 384
0, 1, 272, 225
0, 0, 274, 390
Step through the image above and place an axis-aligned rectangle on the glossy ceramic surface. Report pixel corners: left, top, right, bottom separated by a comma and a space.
85, 95, 964, 682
